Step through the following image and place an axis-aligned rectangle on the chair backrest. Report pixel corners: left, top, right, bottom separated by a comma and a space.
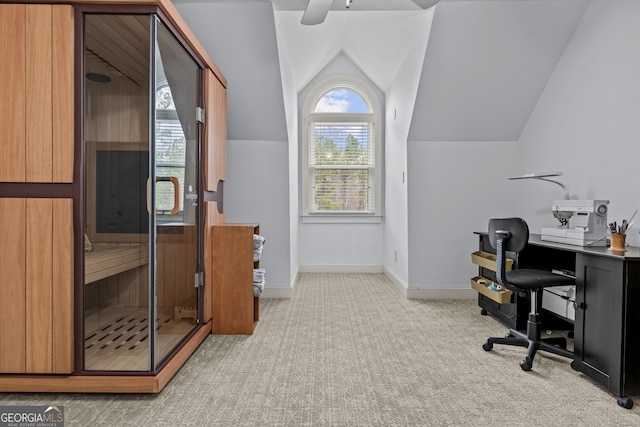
488, 218, 529, 290
488, 217, 529, 252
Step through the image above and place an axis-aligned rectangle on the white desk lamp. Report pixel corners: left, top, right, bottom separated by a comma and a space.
507, 171, 569, 200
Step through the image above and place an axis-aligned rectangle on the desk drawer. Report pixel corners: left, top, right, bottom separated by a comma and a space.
543, 285, 575, 321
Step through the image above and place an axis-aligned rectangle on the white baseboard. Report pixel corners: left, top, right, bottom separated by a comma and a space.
298, 264, 384, 273
289, 266, 475, 300
260, 270, 298, 299
383, 266, 476, 300
261, 286, 293, 299
383, 266, 409, 298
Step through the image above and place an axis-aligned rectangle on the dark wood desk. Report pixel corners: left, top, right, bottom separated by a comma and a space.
474, 232, 640, 408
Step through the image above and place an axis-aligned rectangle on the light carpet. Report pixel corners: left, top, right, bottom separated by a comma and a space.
1, 273, 639, 426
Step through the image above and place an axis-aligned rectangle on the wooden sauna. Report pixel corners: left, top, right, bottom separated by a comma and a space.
0, 0, 227, 392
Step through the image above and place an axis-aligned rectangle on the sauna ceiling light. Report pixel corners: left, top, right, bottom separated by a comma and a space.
86, 72, 111, 83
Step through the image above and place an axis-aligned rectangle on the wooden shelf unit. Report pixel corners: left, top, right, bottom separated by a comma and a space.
212, 224, 260, 335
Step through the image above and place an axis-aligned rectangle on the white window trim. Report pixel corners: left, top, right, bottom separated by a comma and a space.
302, 76, 382, 222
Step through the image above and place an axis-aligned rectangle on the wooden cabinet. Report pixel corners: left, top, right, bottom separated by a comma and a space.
212, 224, 260, 335
574, 254, 640, 403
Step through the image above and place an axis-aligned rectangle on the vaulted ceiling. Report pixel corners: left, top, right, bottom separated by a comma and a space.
173, 0, 590, 142
272, 0, 590, 141
272, 9, 434, 93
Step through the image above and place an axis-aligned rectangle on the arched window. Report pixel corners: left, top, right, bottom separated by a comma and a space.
302, 76, 381, 218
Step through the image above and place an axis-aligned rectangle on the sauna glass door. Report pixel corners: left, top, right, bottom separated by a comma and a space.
83, 13, 201, 372
153, 18, 201, 369
83, 13, 153, 372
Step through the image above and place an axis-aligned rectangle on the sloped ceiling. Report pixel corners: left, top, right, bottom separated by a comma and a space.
409, 0, 590, 141
173, 0, 590, 142
272, 0, 589, 141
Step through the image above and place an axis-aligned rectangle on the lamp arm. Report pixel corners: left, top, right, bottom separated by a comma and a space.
532, 177, 570, 200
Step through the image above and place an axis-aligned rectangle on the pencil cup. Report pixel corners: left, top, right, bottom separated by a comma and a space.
610, 233, 626, 251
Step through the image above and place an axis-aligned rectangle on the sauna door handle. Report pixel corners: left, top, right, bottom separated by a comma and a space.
147, 176, 181, 215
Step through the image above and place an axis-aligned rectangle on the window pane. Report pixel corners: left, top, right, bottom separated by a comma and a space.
312, 169, 372, 212
156, 167, 183, 212
314, 89, 369, 113
156, 115, 186, 213
310, 123, 373, 166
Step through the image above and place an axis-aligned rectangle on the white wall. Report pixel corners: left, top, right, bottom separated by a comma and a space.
517, 0, 640, 247
175, 1, 294, 294
383, 10, 434, 288
224, 140, 291, 292
407, 141, 519, 297
404, 0, 587, 295
273, 8, 300, 286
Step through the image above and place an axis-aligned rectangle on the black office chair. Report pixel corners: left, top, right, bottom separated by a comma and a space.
482, 217, 574, 371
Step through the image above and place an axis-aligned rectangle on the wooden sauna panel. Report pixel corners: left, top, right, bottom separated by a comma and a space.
0, 4, 27, 182
84, 14, 150, 85
0, 198, 73, 374
156, 225, 197, 309
204, 69, 227, 191
52, 199, 74, 373
52, 5, 74, 183
0, 199, 27, 373
85, 82, 149, 144
0, 4, 73, 183
25, 5, 54, 182
26, 198, 54, 373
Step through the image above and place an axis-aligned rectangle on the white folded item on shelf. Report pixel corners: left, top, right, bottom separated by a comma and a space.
253, 234, 266, 262
253, 277, 265, 297
253, 267, 265, 283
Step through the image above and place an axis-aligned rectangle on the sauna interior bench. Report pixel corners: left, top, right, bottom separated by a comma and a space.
85, 244, 149, 284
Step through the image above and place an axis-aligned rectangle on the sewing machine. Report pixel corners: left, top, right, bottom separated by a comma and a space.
541, 200, 609, 246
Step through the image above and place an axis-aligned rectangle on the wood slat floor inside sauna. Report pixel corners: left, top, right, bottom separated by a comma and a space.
84, 306, 195, 371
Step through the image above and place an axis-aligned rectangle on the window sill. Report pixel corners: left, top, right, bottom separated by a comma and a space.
301, 215, 382, 224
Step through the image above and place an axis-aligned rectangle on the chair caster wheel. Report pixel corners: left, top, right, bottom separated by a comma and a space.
480, 309, 488, 316
482, 341, 493, 351
617, 396, 633, 409
520, 357, 532, 371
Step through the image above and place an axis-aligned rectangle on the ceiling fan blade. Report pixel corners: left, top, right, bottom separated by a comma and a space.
411, 0, 441, 9
301, 0, 334, 25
